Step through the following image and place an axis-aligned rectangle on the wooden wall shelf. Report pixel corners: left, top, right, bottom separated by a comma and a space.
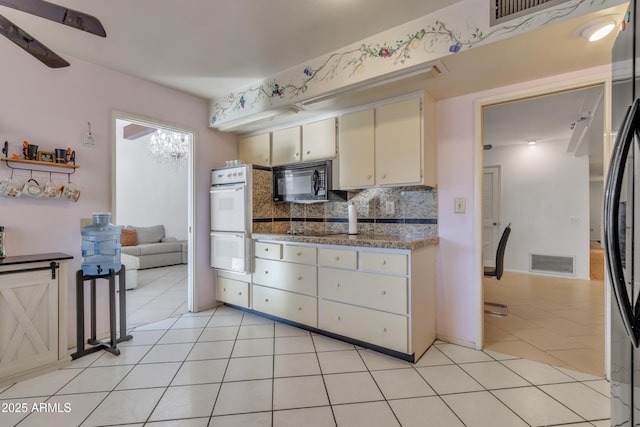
1, 158, 79, 170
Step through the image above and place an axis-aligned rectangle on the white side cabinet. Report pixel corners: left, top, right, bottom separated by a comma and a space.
0, 255, 71, 386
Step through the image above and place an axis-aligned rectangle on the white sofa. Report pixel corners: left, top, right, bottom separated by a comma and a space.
120, 225, 187, 270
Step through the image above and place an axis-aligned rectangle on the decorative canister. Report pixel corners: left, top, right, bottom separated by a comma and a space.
81, 213, 121, 276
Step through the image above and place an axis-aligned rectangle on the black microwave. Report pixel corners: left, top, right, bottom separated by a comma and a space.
272, 160, 344, 203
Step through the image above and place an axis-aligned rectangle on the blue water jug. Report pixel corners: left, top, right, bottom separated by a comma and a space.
81, 212, 121, 276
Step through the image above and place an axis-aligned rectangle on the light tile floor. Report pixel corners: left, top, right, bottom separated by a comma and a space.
484, 272, 605, 377
1, 306, 610, 427
125, 265, 189, 329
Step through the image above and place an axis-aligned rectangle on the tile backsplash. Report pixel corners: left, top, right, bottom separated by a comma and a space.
251, 168, 437, 237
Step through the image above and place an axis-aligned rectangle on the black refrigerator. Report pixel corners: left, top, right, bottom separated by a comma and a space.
605, 1, 640, 425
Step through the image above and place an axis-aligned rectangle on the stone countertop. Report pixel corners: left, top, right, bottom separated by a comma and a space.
251, 233, 438, 250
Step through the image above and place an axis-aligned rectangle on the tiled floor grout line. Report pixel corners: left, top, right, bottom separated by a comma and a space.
310, 333, 339, 426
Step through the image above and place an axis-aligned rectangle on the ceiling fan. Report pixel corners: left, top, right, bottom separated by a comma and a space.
0, 0, 105, 68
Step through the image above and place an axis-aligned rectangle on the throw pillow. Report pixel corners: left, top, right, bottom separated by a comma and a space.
121, 229, 139, 246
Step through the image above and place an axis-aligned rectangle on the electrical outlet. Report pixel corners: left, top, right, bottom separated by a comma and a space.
454, 197, 466, 214
385, 200, 395, 215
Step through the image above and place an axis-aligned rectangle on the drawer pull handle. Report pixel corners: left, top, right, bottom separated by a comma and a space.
306, 150, 311, 155
336, 316, 341, 321
298, 306, 302, 311
367, 174, 372, 180
298, 276, 303, 281
265, 248, 269, 252
223, 288, 226, 292
297, 252, 302, 256
381, 290, 386, 295
383, 327, 388, 333
265, 270, 269, 274
382, 260, 387, 265
238, 292, 242, 295
335, 256, 340, 261
382, 173, 387, 179
265, 298, 269, 302
336, 283, 340, 288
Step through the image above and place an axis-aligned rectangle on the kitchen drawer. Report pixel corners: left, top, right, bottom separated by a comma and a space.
318, 248, 357, 269
253, 285, 317, 327
360, 251, 407, 275
319, 299, 408, 353
253, 258, 317, 296
255, 241, 282, 260
319, 268, 407, 314
283, 245, 317, 265
216, 277, 249, 308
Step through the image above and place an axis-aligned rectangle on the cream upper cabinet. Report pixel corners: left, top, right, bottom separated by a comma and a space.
338, 109, 375, 188
376, 97, 422, 186
272, 126, 301, 165
239, 133, 271, 166
337, 94, 436, 189
302, 118, 336, 161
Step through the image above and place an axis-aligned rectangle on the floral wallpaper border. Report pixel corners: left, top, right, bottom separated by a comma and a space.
210, 0, 614, 127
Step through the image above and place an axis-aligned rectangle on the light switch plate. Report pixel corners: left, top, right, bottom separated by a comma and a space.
454, 197, 466, 214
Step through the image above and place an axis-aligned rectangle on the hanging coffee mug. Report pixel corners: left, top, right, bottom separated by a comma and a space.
61, 182, 80, 202
43, 180, 63, 198
22, 179, 43, 197
0, 178, 22, 197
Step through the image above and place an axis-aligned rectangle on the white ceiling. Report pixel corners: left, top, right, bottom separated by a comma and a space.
0, 0, 626, 156
0, 0, 459, 100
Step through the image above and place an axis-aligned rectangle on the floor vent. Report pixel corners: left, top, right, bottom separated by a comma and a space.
530, 253, 575, 275
491, 0, 570, 26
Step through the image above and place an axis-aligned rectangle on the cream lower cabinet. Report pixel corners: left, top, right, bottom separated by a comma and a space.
216, 276, 250, 308
0, 257, 70, 386
249, 240, 435, 361
252, 242, 318, 327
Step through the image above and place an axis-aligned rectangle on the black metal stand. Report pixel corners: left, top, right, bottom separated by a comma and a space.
71, 266, 133, 359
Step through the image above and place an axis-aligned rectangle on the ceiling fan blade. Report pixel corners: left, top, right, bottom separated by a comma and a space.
0, 14, 69, 67
0, 0, 106, 37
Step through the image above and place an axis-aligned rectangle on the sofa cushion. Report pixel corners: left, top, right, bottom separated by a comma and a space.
135, 225, 165, 244
137, 242, 182, 256
121, 246, 142, 256
121, 229, 139, 246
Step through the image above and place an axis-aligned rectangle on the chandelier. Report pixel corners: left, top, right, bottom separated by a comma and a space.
148, 130, 189, 169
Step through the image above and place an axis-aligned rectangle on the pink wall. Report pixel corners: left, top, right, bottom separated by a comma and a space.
435, 64, 609, 347
0, 42, 237, 344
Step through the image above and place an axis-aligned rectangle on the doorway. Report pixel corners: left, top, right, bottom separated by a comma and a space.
112, 112, 195, 328
480, 83, 608, 377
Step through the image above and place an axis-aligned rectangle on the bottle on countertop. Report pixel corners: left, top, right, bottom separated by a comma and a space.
0, 226, 5, 258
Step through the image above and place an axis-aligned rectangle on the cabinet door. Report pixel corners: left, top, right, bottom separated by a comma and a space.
376, 98, 422, 185
283, 245, 317, 265
319, 267, 408, 314
272, 126, 301, 165
239, 133, 271, 166
302, 118, 336, 161
338, 109, 375, 188
253, 285, 317, 327
319, 299, 408, 353
216, 276, 249, 308
0, 270, 58, 379
253, 258, 317, 296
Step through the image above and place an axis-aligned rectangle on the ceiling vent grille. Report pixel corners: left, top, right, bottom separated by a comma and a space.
530, 253, 575, 276
491, 0, 570, 26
